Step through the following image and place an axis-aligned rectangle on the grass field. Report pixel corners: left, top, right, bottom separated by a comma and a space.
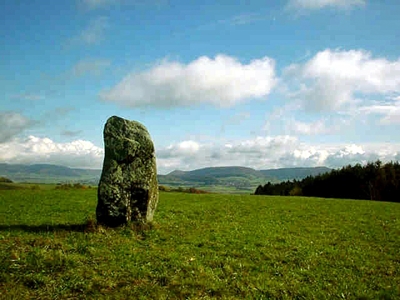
0, 189, 399, 299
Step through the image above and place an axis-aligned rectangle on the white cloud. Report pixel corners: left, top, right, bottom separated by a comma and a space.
360, 103, 400, 124
0, 136, 104, 169
156, 136, 298, 173
0, 112, 34, 143
1, 134, 399, 173
70, 16, 108, 45
284, 49, 400, 111
156, 136, 400, 174
283, 117, 352, 135
100, 54, 277, 108
161, 140, 201, 157
286, 119, 328, 135
263, 102, 302, 133
178, 140, 200, 153
287, 0, 365, 10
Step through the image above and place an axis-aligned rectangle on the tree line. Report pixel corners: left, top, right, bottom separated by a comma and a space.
254, 161, 400, 203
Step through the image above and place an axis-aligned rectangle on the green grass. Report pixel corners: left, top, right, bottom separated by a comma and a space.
0, 190, 399, 299
160, 183, 255, 194
0, 182, 59, 191
196, 184, 254, 194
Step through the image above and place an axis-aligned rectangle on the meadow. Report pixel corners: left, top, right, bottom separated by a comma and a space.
0, 188, 399, 299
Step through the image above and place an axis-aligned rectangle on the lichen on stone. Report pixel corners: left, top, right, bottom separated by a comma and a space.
96, 116, 159, 227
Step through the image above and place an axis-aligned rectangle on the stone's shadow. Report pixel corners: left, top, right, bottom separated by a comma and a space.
0, 222, 153, 234
0, 223, 88, 233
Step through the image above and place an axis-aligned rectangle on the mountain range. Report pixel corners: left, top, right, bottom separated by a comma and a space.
0, 163, 331, 192
0, 163, 101, 184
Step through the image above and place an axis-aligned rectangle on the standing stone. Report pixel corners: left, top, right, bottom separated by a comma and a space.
96, 116, 159, 227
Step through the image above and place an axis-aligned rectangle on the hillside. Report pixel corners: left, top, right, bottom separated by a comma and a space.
259, 166, 331, 181
0, 163, 331, 191
158, 166, 273, 192
158, 166, 331, 192
0, 163, 100, 184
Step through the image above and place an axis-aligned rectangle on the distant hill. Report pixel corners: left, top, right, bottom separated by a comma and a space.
166, 166, 266, 181
0, 163, 101, 184
158, 166, 272, 191
259, 167, 331, 181
0, 163, 331, 190
158, 166, 331, 191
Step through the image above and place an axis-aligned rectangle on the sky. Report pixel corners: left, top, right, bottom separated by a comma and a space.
1, 0, 400, 174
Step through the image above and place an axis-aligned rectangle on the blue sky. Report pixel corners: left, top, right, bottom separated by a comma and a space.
1, 0, 400, 174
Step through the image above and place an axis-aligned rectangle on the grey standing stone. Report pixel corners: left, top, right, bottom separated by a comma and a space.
96, 116, 159, 227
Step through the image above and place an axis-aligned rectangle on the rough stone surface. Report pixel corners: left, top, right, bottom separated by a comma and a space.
96, 116, 158, 227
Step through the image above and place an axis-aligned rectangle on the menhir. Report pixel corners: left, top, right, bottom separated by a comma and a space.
96, 116, 159, 227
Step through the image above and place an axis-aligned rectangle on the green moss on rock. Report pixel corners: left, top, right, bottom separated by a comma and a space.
96, 116, 159, 227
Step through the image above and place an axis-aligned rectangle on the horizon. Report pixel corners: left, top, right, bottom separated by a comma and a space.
1, 0, 400, 174
1, 161, 334, 176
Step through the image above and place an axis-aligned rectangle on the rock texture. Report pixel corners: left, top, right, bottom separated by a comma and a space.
96, 116, 158, 227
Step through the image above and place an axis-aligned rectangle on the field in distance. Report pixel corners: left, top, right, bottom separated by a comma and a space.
0, 189, 399, 299
0, 163, 331, 193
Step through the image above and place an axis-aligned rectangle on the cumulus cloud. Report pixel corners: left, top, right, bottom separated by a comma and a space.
0, 112, 34, 143
155, 136, 400, 174
157, 136, 298, 173
283, 117, 352, 135
1, 134, 399, 173
287, 0, 365, 10
0, 136, 104, 169
360, 103, 400, 124
284, 49, 400, 111
100, 54, 277, 108
286, 119, 329, 135
158, 140, 201, 158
